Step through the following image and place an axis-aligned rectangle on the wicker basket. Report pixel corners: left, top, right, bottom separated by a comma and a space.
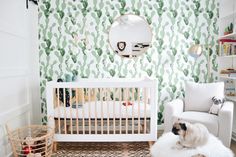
7, 125, 54, 157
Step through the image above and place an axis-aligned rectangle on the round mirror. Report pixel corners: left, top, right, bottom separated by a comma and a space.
109, 14, 152, 58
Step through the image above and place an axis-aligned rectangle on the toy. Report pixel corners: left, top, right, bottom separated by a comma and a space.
209, 96, 225, 115
55, 79, 71, 107
122, 101, 133, 106
23, 146, 33, 155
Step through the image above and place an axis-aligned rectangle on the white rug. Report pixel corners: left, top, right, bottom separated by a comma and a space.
150, 132, 234, 157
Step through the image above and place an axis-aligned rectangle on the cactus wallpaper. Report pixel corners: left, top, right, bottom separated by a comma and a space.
39, 0, 219, 124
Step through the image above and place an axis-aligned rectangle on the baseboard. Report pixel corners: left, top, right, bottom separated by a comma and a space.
6, 152, 12, 157
232, 131, 236, 141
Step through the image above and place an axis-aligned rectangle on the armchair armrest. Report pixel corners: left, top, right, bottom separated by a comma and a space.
164, 99, 184, 132
218, 101, 234, 147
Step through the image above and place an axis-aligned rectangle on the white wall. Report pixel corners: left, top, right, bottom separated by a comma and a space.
0, 0, 39, 156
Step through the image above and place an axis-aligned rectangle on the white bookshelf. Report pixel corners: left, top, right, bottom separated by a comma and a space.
219, 75, 236, 80
226, 96, 236, 102
218, 32, 236, 40
218, 0, 236, 137
218, 55, 236, 58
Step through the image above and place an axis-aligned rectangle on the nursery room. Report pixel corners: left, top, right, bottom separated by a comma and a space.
1, 0, 236, 156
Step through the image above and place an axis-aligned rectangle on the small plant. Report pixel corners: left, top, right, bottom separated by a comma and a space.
224, 23, 233, 35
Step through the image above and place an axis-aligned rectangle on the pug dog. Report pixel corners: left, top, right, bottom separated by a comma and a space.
172, 120, 209, 149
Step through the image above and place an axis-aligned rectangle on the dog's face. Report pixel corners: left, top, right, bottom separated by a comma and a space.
212, 96, 225, 105
172, 122, 187, 136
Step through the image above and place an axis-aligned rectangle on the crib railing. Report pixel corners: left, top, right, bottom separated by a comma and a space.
46, 78, 157, 142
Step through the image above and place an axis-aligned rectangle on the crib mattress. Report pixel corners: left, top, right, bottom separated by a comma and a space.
54, 101, 150, 119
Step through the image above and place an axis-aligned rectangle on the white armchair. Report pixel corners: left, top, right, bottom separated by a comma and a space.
164, 82, 234, 147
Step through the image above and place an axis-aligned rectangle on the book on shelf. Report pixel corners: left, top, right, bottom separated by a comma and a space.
220, 69, 236, 77
225, 80, 236, 96
219, 39, 236, 56
219, 73, 236, 78
229, 73, 236, 77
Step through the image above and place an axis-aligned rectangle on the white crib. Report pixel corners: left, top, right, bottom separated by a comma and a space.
46, 78, 157, 143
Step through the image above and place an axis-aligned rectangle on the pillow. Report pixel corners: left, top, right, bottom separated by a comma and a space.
185, 82, 224, 112
209, 96, 225, 115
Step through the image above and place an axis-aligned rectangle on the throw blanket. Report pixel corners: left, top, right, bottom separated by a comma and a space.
150, 132, 234, 157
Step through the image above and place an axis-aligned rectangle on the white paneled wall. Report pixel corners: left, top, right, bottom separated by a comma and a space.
0, 0, 39, 156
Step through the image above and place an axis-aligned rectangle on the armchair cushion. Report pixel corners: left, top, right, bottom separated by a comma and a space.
185, 82, 224, 112
164, 99, 184, 132
174, 111, 219, 136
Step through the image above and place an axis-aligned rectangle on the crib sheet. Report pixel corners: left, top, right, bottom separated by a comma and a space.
54, 101, 150, 119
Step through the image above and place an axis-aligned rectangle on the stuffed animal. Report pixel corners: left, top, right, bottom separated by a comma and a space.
55, 78, 73, 107
209, 96, 225, 115
122, 101, 133, 106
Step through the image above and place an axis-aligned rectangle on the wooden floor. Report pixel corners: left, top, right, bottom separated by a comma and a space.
231, 140, 236, 154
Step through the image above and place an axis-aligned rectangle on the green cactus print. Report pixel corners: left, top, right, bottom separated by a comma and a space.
39, 0, 219, 125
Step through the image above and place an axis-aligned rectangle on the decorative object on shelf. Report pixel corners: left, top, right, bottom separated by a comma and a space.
117, 41, 126, 51
224, 23, 234, 35
209, 96, 225, 115
225, 80, 236, 96
109, 14, 152, 58
188, 44, 211, 82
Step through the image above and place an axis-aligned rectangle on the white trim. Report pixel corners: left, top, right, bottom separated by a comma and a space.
0, 28, 28, 40
0, 68, 29, 79
47, 78, 155, 88
54, 134, 157, 142
0, 103, 31, 125
5, 152, 12, 157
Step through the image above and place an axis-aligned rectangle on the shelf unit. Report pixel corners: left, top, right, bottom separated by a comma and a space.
226, 96, 236, 102
218, 0, 236, 138
218, 54, 236, 58
219, 75, 236, 80
218, 32, 236, 40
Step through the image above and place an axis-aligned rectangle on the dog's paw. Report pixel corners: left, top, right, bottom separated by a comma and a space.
171, 141, 184, 150
191, 154, 206, 157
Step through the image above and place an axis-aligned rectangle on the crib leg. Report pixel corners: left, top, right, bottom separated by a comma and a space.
148, 141, 155, 148
53, 142, 58, 152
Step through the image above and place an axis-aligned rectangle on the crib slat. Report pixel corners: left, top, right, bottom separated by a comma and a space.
88, 88, 91, 134
70, 88, 73, 134
82, 88, 85, 134
125, 88, 128, 134
101, 88, 104, 134
94, 88, 97, 134
119, 88, 122, 134
45, 137, 48, 156
63, 88, 67, 134
106, 88, 109, 134
57, 88, 61, 134
132, 88, 134, 134
138, 88, 140, 134
113, 88, 115, 134
144, 88, 147, 134
76, 88, 79, 134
